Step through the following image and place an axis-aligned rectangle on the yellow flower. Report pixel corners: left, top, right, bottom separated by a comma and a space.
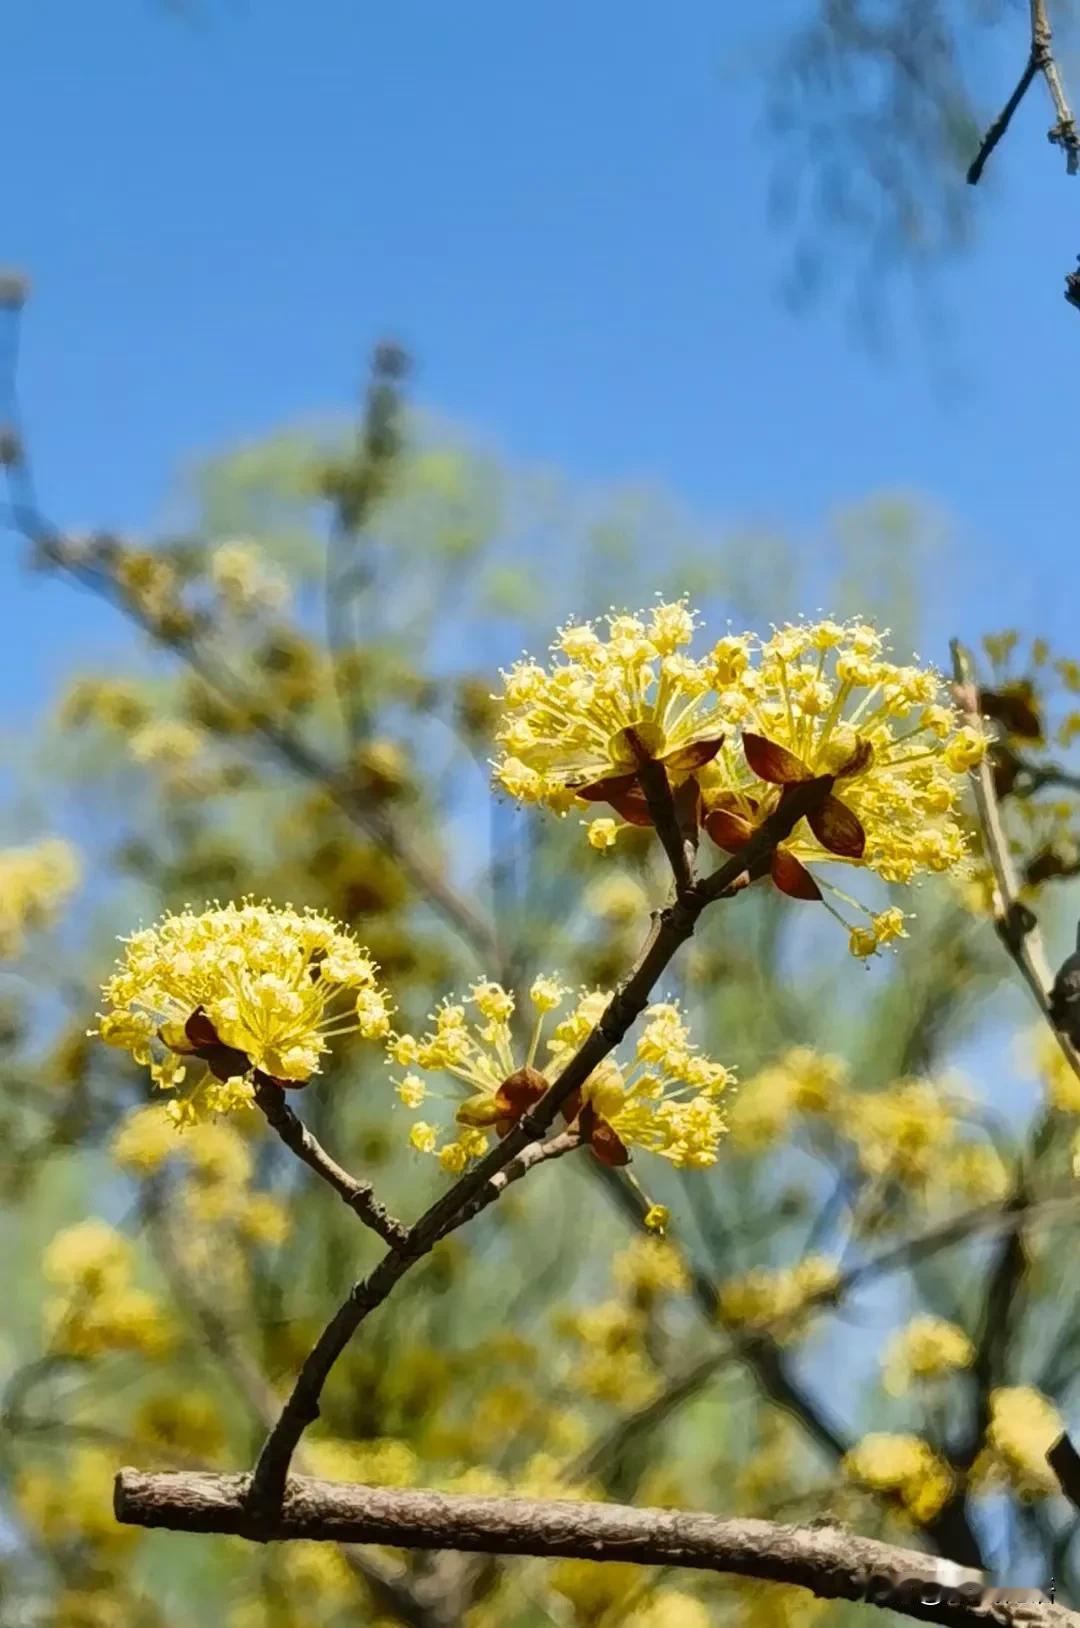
210, 539, 288, 614
718, 1256, 839, 1343
493, 600, 731, 813
386, 981, 732, 1172
842, 1433, 953, 1522
699, 618, 980, 917
43, 1221, 132, 1295
845, 1079, 955, 1187
585, 816, 619, 849
0, 838, 81, 960
941, 1141, 1009, 1204
111, 1104, 178, 1173
973, 1386, 1063, 1499
97, 900, 390, 1122
881, 1317, 974, 1395
128, 719, 206, 767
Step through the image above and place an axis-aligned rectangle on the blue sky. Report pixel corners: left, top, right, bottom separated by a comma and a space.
2, 0, 1078, 707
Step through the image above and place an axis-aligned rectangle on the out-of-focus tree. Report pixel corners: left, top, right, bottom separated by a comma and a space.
3, 333, 1080, 1627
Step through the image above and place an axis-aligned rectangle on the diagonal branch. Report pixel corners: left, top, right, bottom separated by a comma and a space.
114, 1471, 1079, 1628
253, 1079, 407, 1248
244, 778, 835, 1513
967, 0, 1079, 184
950, 641, 1080, 1085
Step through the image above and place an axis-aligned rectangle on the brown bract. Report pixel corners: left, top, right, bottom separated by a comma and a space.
171, 1006, 300, 1092
482, 1065, 630, 1167
573, 725, 724, 829
702, 733, 868, 902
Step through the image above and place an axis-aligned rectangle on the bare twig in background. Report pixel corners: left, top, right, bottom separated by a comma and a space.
967, 0, 1080, 183
114, 1470, 1080, 1628
253, 1078, 408, 1248
951, 641, 1080, 1084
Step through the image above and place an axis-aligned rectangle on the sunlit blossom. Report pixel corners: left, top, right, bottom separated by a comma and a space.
96, 900, 390, 1125
386, 978, 732, 1173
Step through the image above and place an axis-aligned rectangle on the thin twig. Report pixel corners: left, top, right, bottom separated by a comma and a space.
967, 0, 1080, 184
967, 57, 1039, 184
254, 1078, 407, 1248
114, 1470, 1080, 1628
245, 778, 835, 1513
950, 641, 1080, 1084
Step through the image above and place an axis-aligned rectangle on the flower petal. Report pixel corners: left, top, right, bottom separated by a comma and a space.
770, 848, 822, 901
808, 794, 867, 858
603, 784, 655, 827
494, 1065, 549, 1121
704, 807, 755, 852
575, 772, 639, 803
580, 1104, 631, 1167
662, 735, 725, 775
184, 1006, 221, 1050
743, 733, 813, 784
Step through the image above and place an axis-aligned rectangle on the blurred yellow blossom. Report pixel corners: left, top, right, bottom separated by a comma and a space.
845, 1080, 956, 1186
881, 1316, 974, 1395
128, 719, 206, 767
210, 539, 289, 615
0, 838, 81, 960
718, 1256, 839, 1342
97, 900, 390, 1123
972, 1387, 1063, 1499
42, 1220, 175, 1360
842, 1433, 953, 1522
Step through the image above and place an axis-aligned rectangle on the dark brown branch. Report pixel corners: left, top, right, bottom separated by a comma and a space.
246, 778, 834, 1513
967, 0, 1079, 184
967, 57, 1039, 184
636, 756, 694, 895
253, 1079, 407, 1248
114, 1471, 1076, 1628
1047, 1432, 1080, 1510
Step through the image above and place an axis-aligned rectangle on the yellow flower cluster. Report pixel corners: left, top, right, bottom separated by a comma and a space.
389, 977, 732, 1171
493, 601, 729, 811
881, 1316, 974, 1395
844, 1080, 957, 1187
495, 610, 981, 953
971, 1386, 1063, 1499
556, 1299, 658, 1408
41, 1220, 175, 1360
841, 1433, 953, 1522
718, 1256, 840, 1343
0, 837, 81, 960
210, 539, 289, 615
727, 1048, 847, 1150
97, 901, 390, 1124
128, 718, 207, 769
